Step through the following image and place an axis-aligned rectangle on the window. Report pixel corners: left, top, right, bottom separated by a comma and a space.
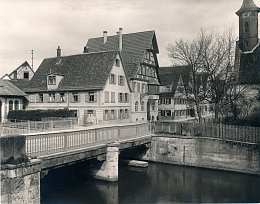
124, 93, 129, 102
104, 110, 109, 120
60, 93, 65, 102
141, 101, 144, 111
39, 94, 43, 102
87, 110, 95, 117
105, 91, 109, 103
111, 92, 115, 103
110, 74, 116, 84
115, 59, 120, 67
23, 72, 29, 79
9, 100, 13, 111
125, 109, 129, 119
14, 100, 19, 110
118, 75, 125, 86
245, 22, 249, 33
119, 93, 124, 102
141, 84, 146, 93
110, 110, 116, 120
48, 76, 56, 85
49, 93, 55, 102
137, 83, 140, 92
132, 82, 136, 92
119, 109, 124, 119
135, 101, 139, 112
88, 92, 96, 102
151, 102, 155, 111
142, 66, 146, 75
73, 93, 79, 102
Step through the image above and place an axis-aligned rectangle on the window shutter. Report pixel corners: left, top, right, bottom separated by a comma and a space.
69, 93, 73, 103
43, 93, 48, 102
93, 110, 96, 116
36, 94, 40, 103
114, 74, 117, 84
85, 93, 89, 102
94, 92, 97, 102
78, 93, 81, 102
56, 93, 60, 103
118, 93, 120, 102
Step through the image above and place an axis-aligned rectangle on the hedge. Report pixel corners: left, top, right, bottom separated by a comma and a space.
7, 109, 76, 121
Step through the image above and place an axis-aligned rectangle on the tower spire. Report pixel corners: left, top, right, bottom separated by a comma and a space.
236, 0, 260, 52
236, 0, 260, 15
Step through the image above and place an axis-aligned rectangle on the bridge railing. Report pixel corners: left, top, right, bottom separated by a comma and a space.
25, 123, 151, 158
154, 121, 260, 143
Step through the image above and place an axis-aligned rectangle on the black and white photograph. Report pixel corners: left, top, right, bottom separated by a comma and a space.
0, 0, 260, 203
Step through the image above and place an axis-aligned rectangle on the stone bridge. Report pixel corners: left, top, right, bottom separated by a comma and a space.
1, 122, 152, 204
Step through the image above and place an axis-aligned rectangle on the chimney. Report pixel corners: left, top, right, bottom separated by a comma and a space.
57, 46, 61, 57
83, 46, 89, 53
103, 31, 108, 44
119, 28, 123, 52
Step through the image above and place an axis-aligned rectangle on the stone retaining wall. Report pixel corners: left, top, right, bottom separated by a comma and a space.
143, 135, 260, 175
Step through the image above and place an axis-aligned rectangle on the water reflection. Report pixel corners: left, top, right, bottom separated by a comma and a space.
41, 162, 260, 204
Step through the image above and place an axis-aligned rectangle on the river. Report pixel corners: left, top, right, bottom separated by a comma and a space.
41, 162, 260, 203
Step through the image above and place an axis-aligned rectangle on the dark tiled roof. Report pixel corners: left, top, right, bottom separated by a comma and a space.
236, 0, 260, 15
0, 79, 26, 96
10, 79, 30, 91
236, 43, 260, 85
26, 51, 118, 92
159, 66, 191, 85
86, 30, 158, 77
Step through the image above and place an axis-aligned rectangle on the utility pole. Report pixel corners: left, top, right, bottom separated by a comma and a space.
31, 50, 34, 70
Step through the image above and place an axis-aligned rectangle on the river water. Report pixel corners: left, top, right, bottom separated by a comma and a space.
41, 162, 260, 203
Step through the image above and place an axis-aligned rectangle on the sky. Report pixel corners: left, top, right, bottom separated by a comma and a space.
0, 0, 249, 76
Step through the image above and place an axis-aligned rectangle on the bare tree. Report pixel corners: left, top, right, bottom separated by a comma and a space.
167, 30, 208, 122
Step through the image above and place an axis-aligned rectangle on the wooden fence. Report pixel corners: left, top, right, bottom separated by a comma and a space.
154, 121, 260, 143
25, 123, 150, 158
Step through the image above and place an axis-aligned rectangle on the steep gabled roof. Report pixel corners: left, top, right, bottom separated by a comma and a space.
0, 79, 26, 96
86, 30, 158, 77
26, 51, 119, 92
9, 61, 34, 76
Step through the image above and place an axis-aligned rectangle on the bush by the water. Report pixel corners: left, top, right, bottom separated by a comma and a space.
223, 110, 260, 127
7, 109, 76, 121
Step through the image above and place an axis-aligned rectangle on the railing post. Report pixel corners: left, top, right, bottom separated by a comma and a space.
51, 120, 53, 132
118, 127, 120, 140
28, 121, 31, 134
64, 133, 68, 152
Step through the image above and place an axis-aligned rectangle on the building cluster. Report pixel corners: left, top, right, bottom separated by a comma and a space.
3, 0, 259, 124
0, 29, 213, 124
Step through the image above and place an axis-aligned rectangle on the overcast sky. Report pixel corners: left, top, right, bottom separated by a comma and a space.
0, 0, 250, 75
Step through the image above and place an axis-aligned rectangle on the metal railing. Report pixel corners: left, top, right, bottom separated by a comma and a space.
0, 119, 77, 136
25, 123, 151, 158
154, 121, 260, 143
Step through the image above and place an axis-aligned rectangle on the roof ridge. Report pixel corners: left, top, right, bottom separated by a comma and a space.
88, 30, 155, 40
44, 50, 118, 60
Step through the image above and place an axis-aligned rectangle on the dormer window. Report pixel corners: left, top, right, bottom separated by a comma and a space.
48, 76, 56, 85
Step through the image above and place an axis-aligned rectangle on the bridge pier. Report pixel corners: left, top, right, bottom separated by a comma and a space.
1, 135, 41, 204
94, 142, 120, 182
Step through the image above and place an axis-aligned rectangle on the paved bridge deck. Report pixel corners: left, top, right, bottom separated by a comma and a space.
23, 122, 152, 169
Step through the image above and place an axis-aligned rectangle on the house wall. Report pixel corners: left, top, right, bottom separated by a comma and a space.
0, 96, 24, 122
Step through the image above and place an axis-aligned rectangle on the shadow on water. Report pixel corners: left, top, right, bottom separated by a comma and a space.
41, 162, 260, 204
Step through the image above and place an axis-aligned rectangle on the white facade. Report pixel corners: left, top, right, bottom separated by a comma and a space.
0, 97, 24, 122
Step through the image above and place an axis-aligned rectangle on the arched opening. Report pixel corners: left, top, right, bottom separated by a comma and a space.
14, 100, 19, 110
135, 101, 139, 112
9, 100, 13, 111
245, 22, 249, 33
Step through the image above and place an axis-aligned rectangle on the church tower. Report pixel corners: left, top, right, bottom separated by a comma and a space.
236, 0, 260, 52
